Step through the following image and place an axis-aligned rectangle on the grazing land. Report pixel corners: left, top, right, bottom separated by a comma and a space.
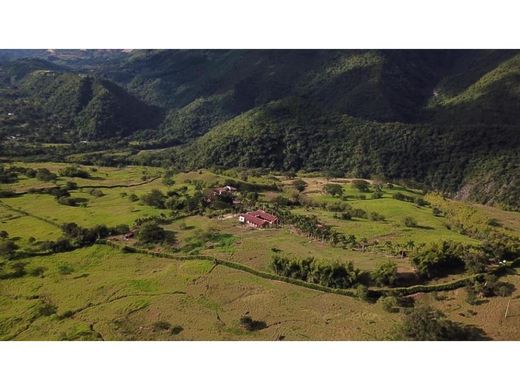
1, 163, 519, 340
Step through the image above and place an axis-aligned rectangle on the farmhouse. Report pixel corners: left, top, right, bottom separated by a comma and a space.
206, 185, 238, 202
239, 210, 278, 228
213, 185, 237, 196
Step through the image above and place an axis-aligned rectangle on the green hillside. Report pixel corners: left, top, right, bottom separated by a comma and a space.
0, 58, 162, 140
1, 50, 520, 210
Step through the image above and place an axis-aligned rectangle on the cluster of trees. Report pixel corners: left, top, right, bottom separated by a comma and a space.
300, 198, 384, 222
240, 315, 267, 331
137, 221, 175, 245
40, 222, 129, 253
139, 188, 209, 213
397, 306, 486, 340
30, 185, 88, 207
411, 237, 520, 280
58, 165, 91, 179
271, 256, 361, 289
270, 207, 357, 247
0, 165, 63, 184
323, 183, 343, 197
393, 192, 429, 207
351, 179, 371, 192
0, 231, 19, 259
0, 260, 27, 280
0, 165, 19, 184
411, 241, 466, 279
371, 261, 398, 287
466, 274, 515, 304
33, 168, 57, 182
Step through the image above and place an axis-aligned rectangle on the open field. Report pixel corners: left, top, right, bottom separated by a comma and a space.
1, 162, 520, 340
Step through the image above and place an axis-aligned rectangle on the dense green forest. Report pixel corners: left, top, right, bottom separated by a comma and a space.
0, 50, 519, 210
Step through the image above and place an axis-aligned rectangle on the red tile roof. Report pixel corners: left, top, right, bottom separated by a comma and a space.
240, 210, 278, 227
243, 214, 269, 227
253, 210, 278, 223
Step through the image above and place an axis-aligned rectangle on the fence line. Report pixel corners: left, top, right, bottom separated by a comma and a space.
100, 240, 488, 299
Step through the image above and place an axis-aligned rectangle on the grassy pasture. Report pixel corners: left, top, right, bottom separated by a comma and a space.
164, 215, 412, 273
2, 162, 163, 191
2, 163, 520, 340
2, 243, 518, 340
0, 245, 401, 341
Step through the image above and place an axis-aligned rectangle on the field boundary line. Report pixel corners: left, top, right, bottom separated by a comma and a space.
7, 175, 162, 196
99, 240, 490, 299
0, 200, 60, 227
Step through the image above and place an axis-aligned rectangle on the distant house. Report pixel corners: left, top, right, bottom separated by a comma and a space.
239, 210, 278, 228
206, 185, 238, 202
213, 185, 237, 196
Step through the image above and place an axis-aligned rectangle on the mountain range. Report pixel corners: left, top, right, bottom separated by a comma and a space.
0, 49, 519, 210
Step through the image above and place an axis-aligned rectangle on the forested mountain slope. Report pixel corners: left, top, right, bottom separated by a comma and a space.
1, 50, 520, 210
0, 58, 162, 140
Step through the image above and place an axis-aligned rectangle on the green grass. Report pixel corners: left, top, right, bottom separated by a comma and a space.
2, 163, 520, 340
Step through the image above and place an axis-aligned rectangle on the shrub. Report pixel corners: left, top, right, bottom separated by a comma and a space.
10, 262, 27, 278
271, 256, 361, 289
58, 196, 89, 207
324, 183, 343, 197
59, 165, 91, 179
351, 208, 367, 219
65, 181, 78, 190
88, 189, 105, 197
0, 239, 18, 259
432, 207, 443, 217
153, 321, 171, 331
369, 212, 385, 221
356, 285, 370, 302
140, 189, 166, 209
372, 261, 398, 287
414, 198, 429, 207
35, 168, 57, 182
170, 326, 183, 335
487, 218, 502, 227
29, 266, 46, 277
472, 274, 515, 298
380, 296, 399, 313
351, 180, 370, 192
465, 286, 479, 305
58, 264, 74, 275
403, 216, 418, 227
292, 179, 307, 192
38, 303, 57, 317
334, 212, 352, 220
411, 241, 465, 279
137, 221, 167, 244
462, 250, 488, 274
371, 191, 384, 199
397, 306, 486, 340
240, 315, 267, 331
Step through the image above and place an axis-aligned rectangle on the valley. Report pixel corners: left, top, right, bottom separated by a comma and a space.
1, 162, 519, 340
